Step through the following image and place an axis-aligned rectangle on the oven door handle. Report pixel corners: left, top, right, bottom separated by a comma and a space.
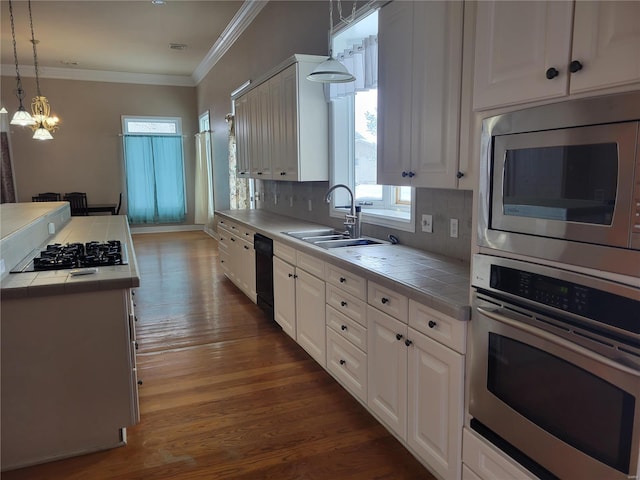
477, 306, 640, 378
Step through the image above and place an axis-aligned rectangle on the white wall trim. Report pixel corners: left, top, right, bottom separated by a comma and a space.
192, 0, 268, 85
130, 224, 204, 234
1, 64, 195, 87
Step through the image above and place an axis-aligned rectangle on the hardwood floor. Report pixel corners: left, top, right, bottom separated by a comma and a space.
3, 231, 435, 480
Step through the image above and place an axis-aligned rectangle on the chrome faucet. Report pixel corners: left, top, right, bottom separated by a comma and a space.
325, 184, 361, 239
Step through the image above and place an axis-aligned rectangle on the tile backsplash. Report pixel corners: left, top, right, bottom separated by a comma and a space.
254, 180, 473, 262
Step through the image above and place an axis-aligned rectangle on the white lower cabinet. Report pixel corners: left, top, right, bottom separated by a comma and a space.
217, 219, 256, 302
295, 268, 326, 366
273, 244, 326, 366
368, 301, 465, 480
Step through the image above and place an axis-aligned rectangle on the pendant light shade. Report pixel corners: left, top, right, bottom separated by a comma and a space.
307, 0, 357, 84
307, 57, 355, 83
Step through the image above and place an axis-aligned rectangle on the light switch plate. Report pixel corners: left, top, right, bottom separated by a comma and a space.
450, 218, 458, 238
421, 214, 433, 233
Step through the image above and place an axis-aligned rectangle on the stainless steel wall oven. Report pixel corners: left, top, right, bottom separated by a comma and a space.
469, 255, 640, 480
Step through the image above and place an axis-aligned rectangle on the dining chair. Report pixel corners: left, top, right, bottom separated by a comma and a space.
63, 192, 89, 216
114, 192, 122, 215
32, 192, 62, 202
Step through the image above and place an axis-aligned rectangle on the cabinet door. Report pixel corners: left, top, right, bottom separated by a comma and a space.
270, 74, 286, 178
273, 257, 296, 339
251, 82, 272, 179
410, 0, 463, 189
571, 1, 640, 94
234, 96, 251, 178
377, 0, 413, 187
295, 269, 326, 366
407, 328, 464, 480
473, 1, 573, 110
281, 65, 299, 180
367, 305, 407, 439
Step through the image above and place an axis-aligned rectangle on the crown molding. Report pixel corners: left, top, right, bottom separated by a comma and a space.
1, 64, 195, 87
192, 0, 268, 85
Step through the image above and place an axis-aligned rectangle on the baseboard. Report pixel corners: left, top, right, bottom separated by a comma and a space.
130, 224, 204, 234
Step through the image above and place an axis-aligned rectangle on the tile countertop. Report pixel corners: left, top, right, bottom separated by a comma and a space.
216, 209, 471, 321
1, 214, 140, 299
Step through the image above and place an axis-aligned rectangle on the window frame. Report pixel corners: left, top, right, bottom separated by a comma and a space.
328, 9, 415, 233
121, 115, 187, 216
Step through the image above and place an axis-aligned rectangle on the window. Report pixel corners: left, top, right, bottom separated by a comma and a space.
329, 9, 415, 231
122, 116, 186, 224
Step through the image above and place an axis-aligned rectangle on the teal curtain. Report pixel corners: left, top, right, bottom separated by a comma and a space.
123, 135, 185, 224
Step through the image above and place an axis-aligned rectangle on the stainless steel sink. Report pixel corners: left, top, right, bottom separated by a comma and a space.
284, 229, 348, 240
284, 229, 388, 249
313, 238, 387, 249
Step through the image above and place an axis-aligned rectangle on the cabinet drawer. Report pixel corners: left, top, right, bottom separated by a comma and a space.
326, 264, 366, 300
239, 226, 255, 243
462, 428, 539, 480
409, 300, 467, 354
326, 304, 367, 353
326, 327, 367, 402
368, 281, 408, 323
326, 284, 366, 326
297, 251, 325, 279
274, 242, 296, 264
217, 218, 237, 234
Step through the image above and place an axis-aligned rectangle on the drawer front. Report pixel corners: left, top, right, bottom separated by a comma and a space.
326, 327, 367, 402
326, 304, 367, 353
462, 428, 538, 480
274, 241, 297, 265
217, 218, 237, 234
297, 250, 325, 279
409, 300, 467, 354
326, 264, 366, 300
326, 283, 366, 326
239, 226, 255, 243
367, 281, 409, 323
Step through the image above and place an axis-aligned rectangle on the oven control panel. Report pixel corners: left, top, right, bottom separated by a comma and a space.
488, 264, 639, 335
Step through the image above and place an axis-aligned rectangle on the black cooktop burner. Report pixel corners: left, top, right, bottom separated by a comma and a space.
11, 240, 128, 273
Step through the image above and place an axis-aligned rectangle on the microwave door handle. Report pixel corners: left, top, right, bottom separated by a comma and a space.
477, 306, 640, 378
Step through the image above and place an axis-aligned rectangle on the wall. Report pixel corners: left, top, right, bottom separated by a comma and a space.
0, 75, 199, 228
256, 180, 473, 262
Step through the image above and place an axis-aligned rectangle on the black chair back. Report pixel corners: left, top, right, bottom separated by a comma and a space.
115, 192, 122, 215
63, 192, 88, 216
32, 192, 61, 202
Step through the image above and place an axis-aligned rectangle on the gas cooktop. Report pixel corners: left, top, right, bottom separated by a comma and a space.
10, 240, 128, 273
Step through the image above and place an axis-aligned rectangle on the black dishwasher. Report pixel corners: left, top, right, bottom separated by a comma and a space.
254, 233, 274, 321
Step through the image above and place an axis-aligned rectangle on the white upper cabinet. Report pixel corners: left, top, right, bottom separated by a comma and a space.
377, 0, 464, 189
571, 1, 640, 94
234, 95, 251, 178
234, 55, 329, 182
473, 1, 640, 110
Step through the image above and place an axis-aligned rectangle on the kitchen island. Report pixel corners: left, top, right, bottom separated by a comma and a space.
0, 203, 141, 471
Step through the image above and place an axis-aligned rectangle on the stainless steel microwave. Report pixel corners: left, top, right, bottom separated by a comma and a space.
478, 91, 640, 280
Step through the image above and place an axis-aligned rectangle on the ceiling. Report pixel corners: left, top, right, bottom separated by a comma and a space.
0, 0, 264, 85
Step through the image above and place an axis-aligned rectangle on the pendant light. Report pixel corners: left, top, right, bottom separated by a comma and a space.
28, 0, 58, 140
307, 0, 356, 83
8, 0, 36, 127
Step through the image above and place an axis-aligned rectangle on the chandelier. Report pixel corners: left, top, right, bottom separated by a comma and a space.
8, 0, 35, 127
28, 0, 59, 140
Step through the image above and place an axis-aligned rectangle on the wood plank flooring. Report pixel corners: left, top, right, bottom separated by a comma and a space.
2, 231, 435, 480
